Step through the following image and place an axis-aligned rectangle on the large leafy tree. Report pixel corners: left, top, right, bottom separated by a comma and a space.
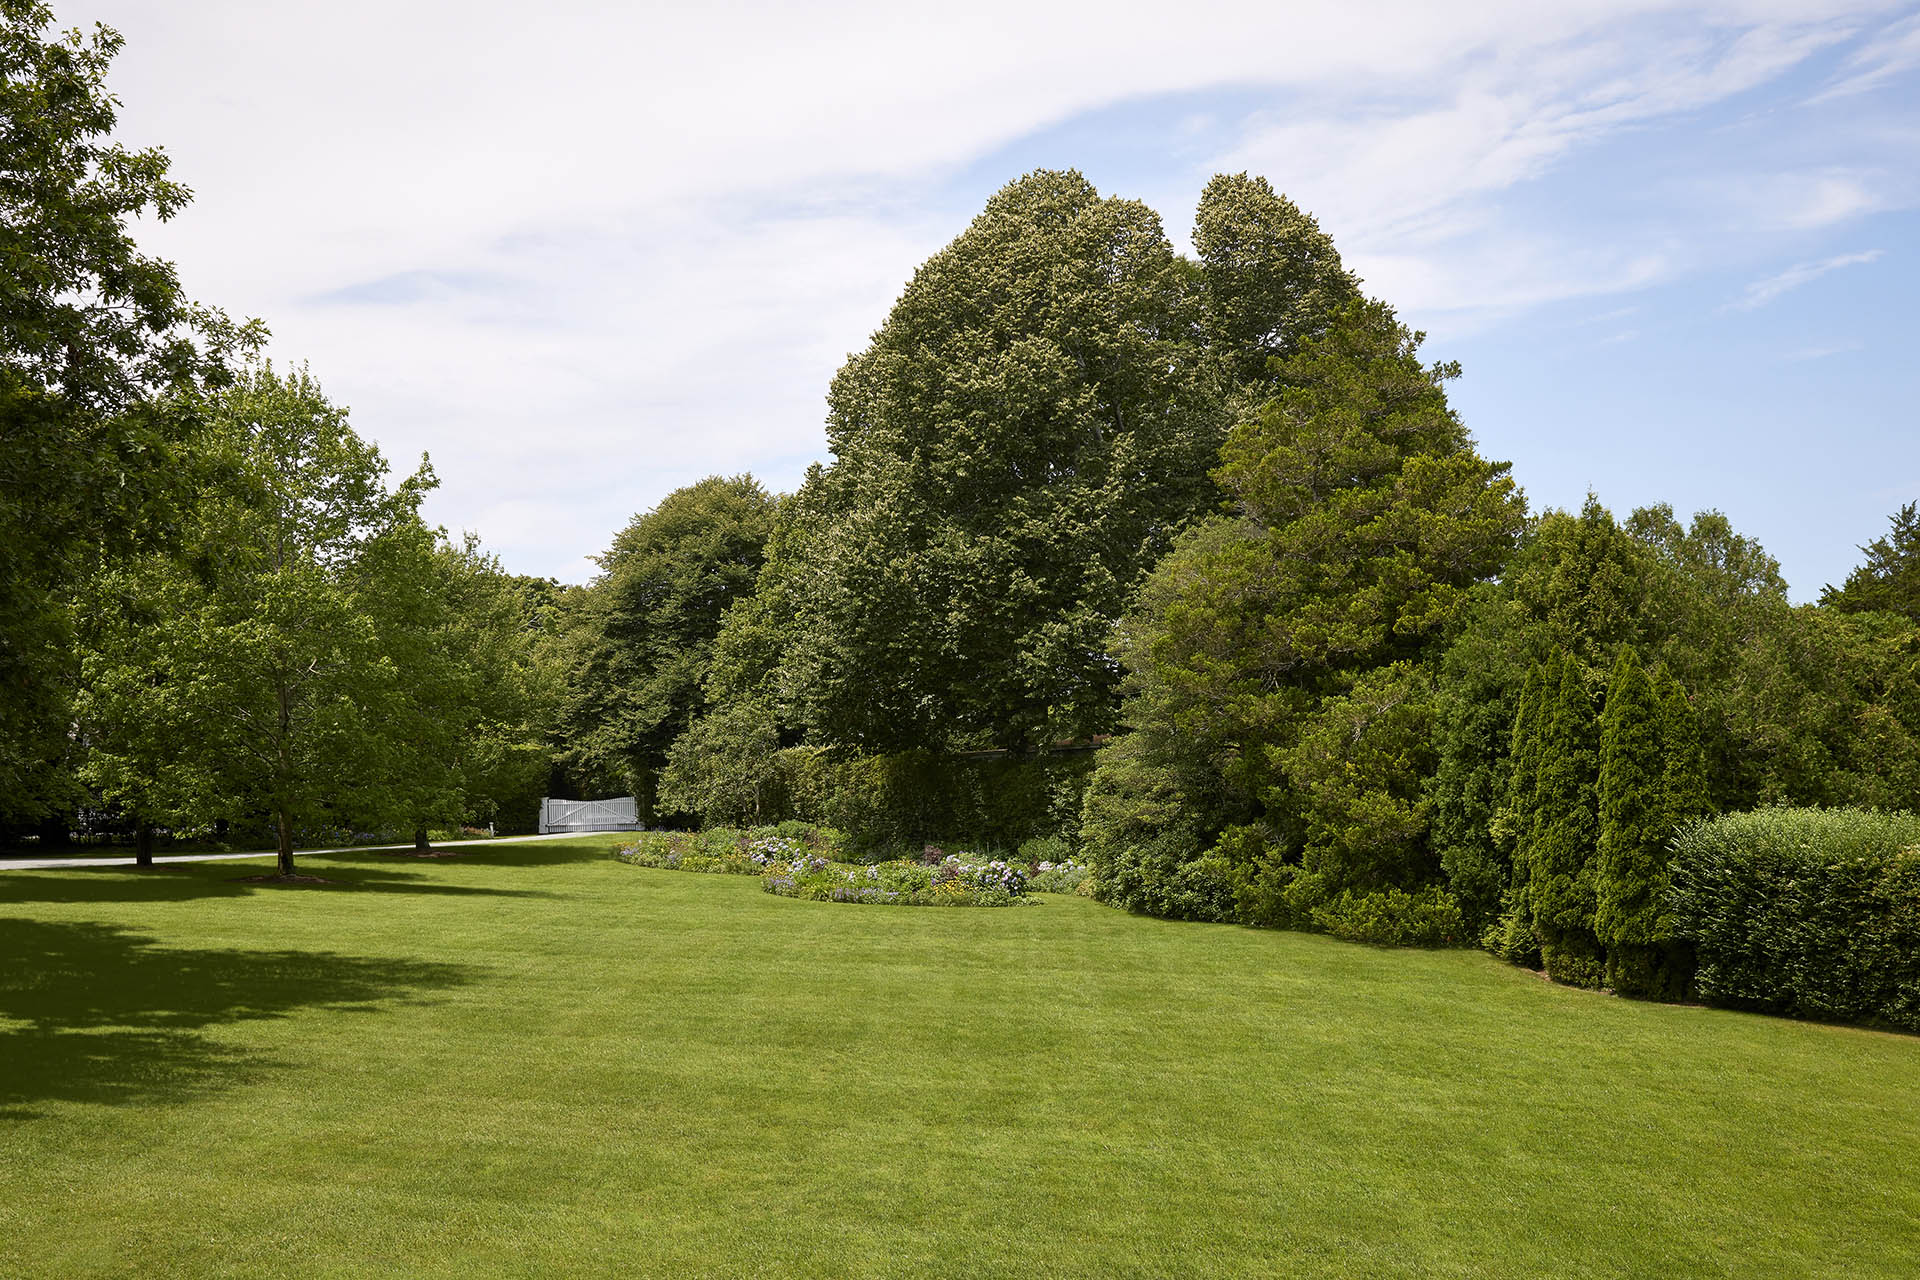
1822, 502, 1920, 621
0, 2, 256, 817
1090, 297, 1525, 912
76, 366, 442, 876
557, 475, 776, 817
776, 170, 1224, 754
378, 534, 557, 849
1193, 172, 1359, 390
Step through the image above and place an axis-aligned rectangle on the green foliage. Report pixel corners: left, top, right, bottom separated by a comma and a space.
1080, 736, 1230, 920
1277, 662, 1438, 894
1516, 652, 1604, 986
772, 169, 1223, 753
1593, 649, 1680, 995
73, 365, 445, 874
1308, 885, 1468, 948
1087, 296, 1524, 926
0, 6, 259, 817
1822, 502, 1920, 622
1193, 172, 1359, 387
1722, 604, 1920, 810
1668, 807, 1920, 1030
557, 476, 776, 816
656, 697, 783, 827
772, 746, 1094, 855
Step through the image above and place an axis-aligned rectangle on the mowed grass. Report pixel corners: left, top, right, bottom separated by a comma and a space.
1, 839, 1916, 1279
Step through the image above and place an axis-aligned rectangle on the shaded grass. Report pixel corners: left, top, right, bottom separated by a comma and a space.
1, 835, 1915, 1278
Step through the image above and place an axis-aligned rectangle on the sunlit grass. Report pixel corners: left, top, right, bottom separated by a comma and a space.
2, 835, 1914, 1278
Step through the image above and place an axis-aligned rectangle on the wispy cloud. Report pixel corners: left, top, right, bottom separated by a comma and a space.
1728, 249, 1885, 310
1810, 10, 1920, 101
1787, 339, 1866, 360
81, 0, 1917, 581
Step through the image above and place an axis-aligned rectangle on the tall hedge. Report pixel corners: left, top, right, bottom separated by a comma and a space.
1668, 807, 1920, 1030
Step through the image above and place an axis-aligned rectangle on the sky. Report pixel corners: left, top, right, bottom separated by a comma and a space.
75, 0, 1920, 598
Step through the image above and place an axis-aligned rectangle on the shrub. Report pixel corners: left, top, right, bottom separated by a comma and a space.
1309, 886, 1468, 948
1482, 899, 1542, 968
1667, 807, 1920, 1030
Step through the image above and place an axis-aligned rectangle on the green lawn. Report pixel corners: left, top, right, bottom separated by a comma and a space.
2, 838, 1915, 1278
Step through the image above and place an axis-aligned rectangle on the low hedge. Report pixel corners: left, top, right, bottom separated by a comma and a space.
1668, 807, 1920, 1030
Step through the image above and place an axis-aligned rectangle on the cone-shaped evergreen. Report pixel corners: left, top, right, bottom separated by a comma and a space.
1654, 664, 1711, 833
1483, 661, 1548, 963
1594, 648, 1671, 995
1522, 650, 1604, 986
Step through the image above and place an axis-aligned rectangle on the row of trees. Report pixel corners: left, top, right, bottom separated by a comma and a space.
1, 6, 553, 872
548, 165, 1918, 986
553, 168, 1366, 825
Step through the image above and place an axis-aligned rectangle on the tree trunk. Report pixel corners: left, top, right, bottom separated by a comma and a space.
276, 808, 295, 877
414, 826, 431, 854
134, 822, 154, 870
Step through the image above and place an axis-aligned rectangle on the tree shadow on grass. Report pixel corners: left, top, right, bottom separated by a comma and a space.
370, 838, 629, 869
0, 918, 479, 1117
0, 863, 560, 907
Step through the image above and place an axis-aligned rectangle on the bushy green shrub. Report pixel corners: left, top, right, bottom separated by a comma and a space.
1668, 807, 1920, 1029
1308, 886, 1468, 948
1482, 899, 1542, 968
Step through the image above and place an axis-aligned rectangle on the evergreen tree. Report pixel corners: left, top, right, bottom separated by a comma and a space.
1653, 664, 1711, 832
1594, 648, 1671, 995
1522, 651, 1604, 986
1821, 502, 1920, 621
1085, 296, 1525, 909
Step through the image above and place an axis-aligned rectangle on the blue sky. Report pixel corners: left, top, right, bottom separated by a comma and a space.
85, 0, 1920, 597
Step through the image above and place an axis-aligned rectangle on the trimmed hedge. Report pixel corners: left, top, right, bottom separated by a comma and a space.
1668, 807, 1920, 1030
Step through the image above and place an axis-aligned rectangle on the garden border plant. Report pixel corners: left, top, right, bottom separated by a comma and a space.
614, 823, 1093, 907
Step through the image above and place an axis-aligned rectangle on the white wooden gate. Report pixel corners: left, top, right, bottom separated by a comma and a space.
538, 796, 641, 834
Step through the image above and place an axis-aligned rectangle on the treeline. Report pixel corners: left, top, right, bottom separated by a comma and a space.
1, 8, 555, 871
549, 162, 1920, 1005
8, 0, 1917, 988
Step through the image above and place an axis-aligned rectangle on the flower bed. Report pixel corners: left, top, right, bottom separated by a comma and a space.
616, 826, 1090, 907
762, 853, 1030, 907
613, 825, 844, 876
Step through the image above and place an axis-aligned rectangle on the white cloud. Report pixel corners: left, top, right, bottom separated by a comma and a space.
65, 0, 1910, 579
1810, 9, 1920, 100
1728, 249, 1886, 309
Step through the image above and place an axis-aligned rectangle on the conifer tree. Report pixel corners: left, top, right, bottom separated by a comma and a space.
1522, 650, 1604, 986
1481, 659, 1548, 960
1654, 665, 1711, 830
1594, 648, 1670, 995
